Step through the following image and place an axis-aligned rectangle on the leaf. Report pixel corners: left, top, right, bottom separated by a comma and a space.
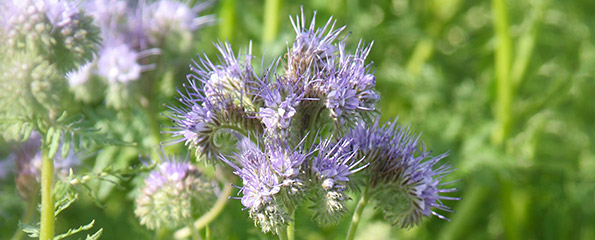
48, 128, 62, 159
85, 228, 103, 240
54, 192, 78, 217
18, 221, 40, 238
53, 219, 96, 240
61, 132, 72, 159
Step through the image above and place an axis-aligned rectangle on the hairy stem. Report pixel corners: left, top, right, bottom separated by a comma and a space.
346, 186, 370, 240
278, 225, 288, 240
174, 184, 233, 239
287, 209, 295, 240
491, 0, 513, 145
40, 144, 54, 240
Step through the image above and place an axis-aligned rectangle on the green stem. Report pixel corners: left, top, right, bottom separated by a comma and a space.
263, 0, 280, 44
174, 184, 234, 239
278, 225, 288, 240
11, 196, 38, 240
491, 0, 513, 145
187, 221, 202, 240
218, 0, 236, 42
40, 144, 54, 240
287, 209, 295, 240
346, 186, 370, 240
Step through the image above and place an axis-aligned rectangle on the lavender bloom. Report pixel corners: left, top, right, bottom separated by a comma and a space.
165, 90, 219, 161
135, 158, 215, 230
190, 42, 257, 111
144, 0, 214, 45
324, 42, 379, 125
286, 9, 345, 91
309, 137, 366, 225
97, 43, 143, 84
221, 138, 309, 234
258, 88, 301, 138
345, 119, 458, 228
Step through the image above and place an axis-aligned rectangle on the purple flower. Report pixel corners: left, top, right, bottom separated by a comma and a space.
308, 137, 367, 225
97, 43, 142, 84
311, 138, 366, 188
344, 118, 458, 228
221, 138, 309, 234
189, 42, 257, 110
144, 0, 214, 45
135, 158, 215, 230
287, 8, 345, 84
165, 91, 219, 160
324, 42, 379, 125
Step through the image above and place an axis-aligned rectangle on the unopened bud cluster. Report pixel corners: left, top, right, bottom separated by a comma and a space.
135, 159, 216, 230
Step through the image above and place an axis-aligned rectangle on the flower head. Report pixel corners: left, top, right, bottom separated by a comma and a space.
135, 158, 215, 230
345, 118, 458, 228
309, 137, 366, 225
221, 138, 309, 234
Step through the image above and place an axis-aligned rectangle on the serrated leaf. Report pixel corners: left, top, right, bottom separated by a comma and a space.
85, 228, 103, 240
54, 192, 78, 217
48, 129, 62, 159
19, 221, 40, 238
53, 219, 95, 240
62, 132, 72, 159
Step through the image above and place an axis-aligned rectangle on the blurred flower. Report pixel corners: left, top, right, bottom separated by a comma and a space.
8, 132, 80, 200
135, 157, 215, 230
144, 0, 214, 45
97, 43, 143, 84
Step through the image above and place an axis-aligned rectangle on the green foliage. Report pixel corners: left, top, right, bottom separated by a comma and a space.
2, 0, 595, 239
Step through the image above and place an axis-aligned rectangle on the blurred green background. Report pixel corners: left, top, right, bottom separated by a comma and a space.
2, 0, 595, 239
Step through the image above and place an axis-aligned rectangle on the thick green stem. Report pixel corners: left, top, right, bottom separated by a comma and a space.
174, 184, 233, 239
491, 0, 513, 145
278, 226, 288, 240
263, 0, 280, 44
40, 145, 54, 240
287, 209, 295, 240
187, 221, 202, 240
346, 186, 370, 240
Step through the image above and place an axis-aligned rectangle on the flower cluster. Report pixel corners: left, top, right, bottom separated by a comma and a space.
0, 0, 100, 131
167, 8, 457, 236
63, 0, 213, 108
135, 157, 216, 230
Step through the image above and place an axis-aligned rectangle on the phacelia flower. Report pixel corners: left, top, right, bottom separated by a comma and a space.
97, 43, 143, 84
344, 118, 458, 228
221, 138, 309, 234
258, 82, 302, 139
324, 42, 379, 125
144, 0, 214, 45
135, 159, 216, 230
309, 137, 366, 225
286, 9, 345, 92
